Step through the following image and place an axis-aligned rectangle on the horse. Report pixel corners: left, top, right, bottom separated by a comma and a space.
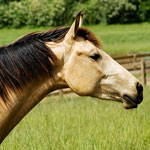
0, 12, 143, 144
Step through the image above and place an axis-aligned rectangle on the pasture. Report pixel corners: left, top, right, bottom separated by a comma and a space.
0, 24, 150, 149
0, 23, 150, 55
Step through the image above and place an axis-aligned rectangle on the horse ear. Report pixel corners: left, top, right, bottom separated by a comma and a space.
63, 12, 83, 49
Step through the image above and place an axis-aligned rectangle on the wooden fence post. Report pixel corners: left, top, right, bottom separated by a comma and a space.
133, 54, 137, 70
141, 60, 146, 85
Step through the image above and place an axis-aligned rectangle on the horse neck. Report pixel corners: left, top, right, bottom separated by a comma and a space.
0, 72, 67, 144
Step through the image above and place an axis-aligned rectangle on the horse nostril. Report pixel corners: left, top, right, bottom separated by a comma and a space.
136, 82, 143, 104
136, 82, 143, 94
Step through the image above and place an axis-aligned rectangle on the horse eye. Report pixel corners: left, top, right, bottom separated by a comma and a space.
90, 54, 101, 61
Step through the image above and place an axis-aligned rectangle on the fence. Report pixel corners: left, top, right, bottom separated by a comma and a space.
113, 53, 150, 85
49, 53, 150, 97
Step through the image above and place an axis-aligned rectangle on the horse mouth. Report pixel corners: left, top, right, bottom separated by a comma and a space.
122, 95, 138, 109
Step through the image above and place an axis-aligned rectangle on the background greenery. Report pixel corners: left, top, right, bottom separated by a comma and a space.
0, 0, 150, 28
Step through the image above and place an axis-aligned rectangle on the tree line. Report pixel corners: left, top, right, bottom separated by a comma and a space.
0, 0, 150, 28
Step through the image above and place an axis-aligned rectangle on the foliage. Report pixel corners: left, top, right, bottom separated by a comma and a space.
138, 0, 150, 22
83, 0, 138, 25
0, 0, 150, 28
27, 0, 51, 27
0, 5, 7, 28
6, 1, 28, 27
49, 0, 66, 26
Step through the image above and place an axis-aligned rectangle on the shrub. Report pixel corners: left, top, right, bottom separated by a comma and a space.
0, 5, 8, 28
5, 1, 28, 28
49, 0, 66, 26
83, 0, 138, 25
138, 0, 150, 22
27, 0, 51, 27
0, 0, 149, 28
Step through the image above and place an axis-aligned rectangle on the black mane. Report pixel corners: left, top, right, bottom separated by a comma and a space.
0, 27, 101, 101
0, 27, 70, 100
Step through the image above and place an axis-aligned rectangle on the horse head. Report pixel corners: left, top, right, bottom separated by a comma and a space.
54, 12, 143, 109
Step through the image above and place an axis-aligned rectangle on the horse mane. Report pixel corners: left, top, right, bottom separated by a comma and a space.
0, 27, 101, 101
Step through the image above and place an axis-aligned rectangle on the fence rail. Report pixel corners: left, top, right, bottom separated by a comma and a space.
113, 53, 150, 85
113, 53, 150, 62
49, 53, 150, 97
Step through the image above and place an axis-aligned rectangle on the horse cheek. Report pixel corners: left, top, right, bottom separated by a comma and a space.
64, 58, 100, 96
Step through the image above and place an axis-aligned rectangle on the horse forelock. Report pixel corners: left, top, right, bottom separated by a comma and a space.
76, 27, 102, 48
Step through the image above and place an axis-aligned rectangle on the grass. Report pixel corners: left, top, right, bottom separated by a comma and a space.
1, 86, 150, 150
87, 23, 150, 56
0, 23, 150, 56
0, 27, 49, 46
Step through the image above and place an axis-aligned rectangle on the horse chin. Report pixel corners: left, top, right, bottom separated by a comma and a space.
122, 100, 137, 109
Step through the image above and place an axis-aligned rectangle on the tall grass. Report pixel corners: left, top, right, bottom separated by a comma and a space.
1, 86, 150, 150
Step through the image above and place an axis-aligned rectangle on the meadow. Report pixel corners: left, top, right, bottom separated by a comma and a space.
0, 24, 150, 150
0, 23, 150, 55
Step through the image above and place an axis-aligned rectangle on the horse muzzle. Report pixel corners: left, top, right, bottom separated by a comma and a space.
122, 83, 143, 109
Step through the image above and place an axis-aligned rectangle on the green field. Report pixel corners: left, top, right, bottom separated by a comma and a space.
0, 23, 150, 56
0, 24, 150, 149
88, 23, 150, 55
1, 86, 150, 150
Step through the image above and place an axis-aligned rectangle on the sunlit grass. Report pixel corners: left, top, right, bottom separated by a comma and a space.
0, 27, 49, 46
87, 23, 150, 55
1, 23, 150, 56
